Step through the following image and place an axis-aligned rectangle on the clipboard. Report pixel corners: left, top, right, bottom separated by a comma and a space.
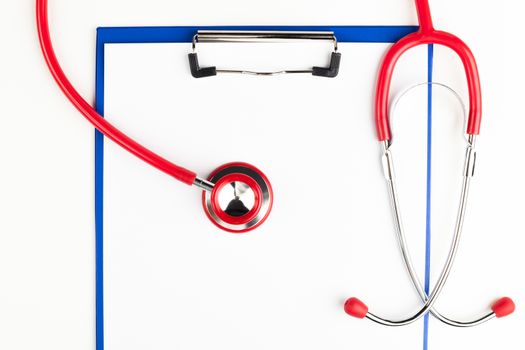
94, 25, 487, 350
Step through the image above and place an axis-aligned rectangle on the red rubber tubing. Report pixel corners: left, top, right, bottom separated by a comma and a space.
374, 0, 482, 141
36, 0, 197, 185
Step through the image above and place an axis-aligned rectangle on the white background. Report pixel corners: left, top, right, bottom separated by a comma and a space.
1, 0, 524, 349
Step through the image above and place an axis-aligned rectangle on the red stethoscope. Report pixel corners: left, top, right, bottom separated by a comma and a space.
36, 0, 514, 328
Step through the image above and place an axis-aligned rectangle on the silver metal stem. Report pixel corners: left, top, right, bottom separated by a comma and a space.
193, 177, 215, 192
367, 137, 494, 327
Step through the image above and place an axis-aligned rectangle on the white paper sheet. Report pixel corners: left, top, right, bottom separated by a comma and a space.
101, 39, 522, 350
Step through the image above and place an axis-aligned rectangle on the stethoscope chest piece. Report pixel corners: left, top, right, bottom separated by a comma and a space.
203, 162, 273, 233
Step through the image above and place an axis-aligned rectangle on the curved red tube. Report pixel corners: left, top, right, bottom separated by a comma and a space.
375, 0, 482, 141
36, 0, 197, 185
415, 0, 434, 33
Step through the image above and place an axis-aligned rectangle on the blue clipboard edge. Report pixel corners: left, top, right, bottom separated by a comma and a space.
94, 25, 419, 350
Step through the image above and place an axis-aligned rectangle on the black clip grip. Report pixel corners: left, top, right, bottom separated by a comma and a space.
188, 53, 217, 78
312, 52, 341, 78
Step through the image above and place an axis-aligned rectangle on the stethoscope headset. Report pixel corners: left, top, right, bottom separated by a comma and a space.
36, 0, 514, 329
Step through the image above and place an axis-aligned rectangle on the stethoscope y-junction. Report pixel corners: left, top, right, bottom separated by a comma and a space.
36, 0, 514, 331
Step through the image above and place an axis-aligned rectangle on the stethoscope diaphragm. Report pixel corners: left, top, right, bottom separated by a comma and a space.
203, 162, 273, 233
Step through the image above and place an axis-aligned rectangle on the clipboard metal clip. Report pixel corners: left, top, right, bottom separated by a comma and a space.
188, 30, 341, 78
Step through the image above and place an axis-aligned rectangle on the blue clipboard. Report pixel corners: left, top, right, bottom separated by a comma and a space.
95, 25, 429, 350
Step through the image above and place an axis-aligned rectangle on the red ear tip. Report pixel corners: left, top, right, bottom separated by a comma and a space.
344, 297, 368, 319
491, 297, 515, 318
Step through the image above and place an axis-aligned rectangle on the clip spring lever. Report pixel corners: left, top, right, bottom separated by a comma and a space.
188, 30, 341, 78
